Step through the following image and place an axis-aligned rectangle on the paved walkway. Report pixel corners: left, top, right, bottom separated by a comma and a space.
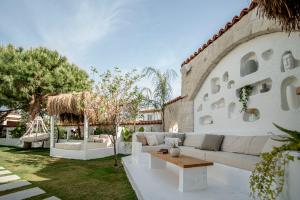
0, 166, 60, 200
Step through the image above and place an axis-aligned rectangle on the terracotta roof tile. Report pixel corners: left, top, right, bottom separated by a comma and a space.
181, 2, 257, 67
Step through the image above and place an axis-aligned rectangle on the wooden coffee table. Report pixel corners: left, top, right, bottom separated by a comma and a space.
149, 151, 213, 192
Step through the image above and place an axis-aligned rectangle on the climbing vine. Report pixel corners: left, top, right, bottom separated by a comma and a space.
239, 85, 253, 112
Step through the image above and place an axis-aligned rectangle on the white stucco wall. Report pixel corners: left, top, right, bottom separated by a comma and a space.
194, 32, 300, 135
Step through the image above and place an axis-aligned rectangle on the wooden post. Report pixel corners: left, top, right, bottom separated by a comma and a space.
83, 114, 88, 152
50, 116, 54, 148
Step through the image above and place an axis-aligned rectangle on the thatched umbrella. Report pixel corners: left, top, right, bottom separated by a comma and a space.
256, 0, 300, 32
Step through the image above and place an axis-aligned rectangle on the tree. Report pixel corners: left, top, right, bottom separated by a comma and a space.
0, 44, 93, 123
142, 67, 177, 131
256, 0, 300, 32
94, 67, 142, 166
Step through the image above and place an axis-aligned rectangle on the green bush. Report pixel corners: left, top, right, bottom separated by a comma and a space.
121, 127, 134, 142
138, 126, 144, 132
10, 124, 26, 138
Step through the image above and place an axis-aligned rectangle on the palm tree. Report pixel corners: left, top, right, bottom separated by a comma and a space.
142, 67, 177, 131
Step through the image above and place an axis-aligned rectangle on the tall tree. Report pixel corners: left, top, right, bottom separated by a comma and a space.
0, 44, 93, 122
94, 67, 142, 166
142, 67, 177, 131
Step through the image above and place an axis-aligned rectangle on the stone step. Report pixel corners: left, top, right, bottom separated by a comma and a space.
0, 175, 20, 184
0, 187, 45, 200
44, 196, 61, 200
0, 180, 31, 192
0, 171, 11, 176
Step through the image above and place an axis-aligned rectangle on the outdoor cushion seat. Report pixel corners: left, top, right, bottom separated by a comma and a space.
141, 144, 169, 152
179, 146, 206, 160
55, 142, 82, 150
205, 151, 260, 171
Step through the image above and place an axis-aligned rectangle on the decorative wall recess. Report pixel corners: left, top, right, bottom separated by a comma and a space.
240, 52, 259, 77
243, 108, 260, 122
203, 93, 209, 101
227, 80, 235, 89
281, 76, 300, 111
261, 49, 273, 60
200, 115, 213, 125
228, 102, 237, 119
281, 51, 300, 72
197, 104, 203, 112
211, 77, 221, 94
236, 78, 272, 97
223, 72, 229, 82
211, 98, 225, 110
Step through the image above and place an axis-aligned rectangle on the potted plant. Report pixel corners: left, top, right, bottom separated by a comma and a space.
250, 123, 300, 200
119, 127, 134, 155
169, 143, 180, 157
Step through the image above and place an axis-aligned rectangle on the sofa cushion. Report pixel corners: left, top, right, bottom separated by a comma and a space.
164, 137, 180, 147
136, 135, 147, 146
261, 136, 285, 153
141, 144, 169, 152
166, 133, 185, 146
155, 134, 165, 145
179, 146, 206, 160
221, 135, 269, 156
183, 134, 204, 147
200, 134, 224, 151
205, 151, 260, 171
145, 135, 158, 146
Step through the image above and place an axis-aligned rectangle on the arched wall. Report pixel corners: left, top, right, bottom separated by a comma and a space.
194, 32, 300, 135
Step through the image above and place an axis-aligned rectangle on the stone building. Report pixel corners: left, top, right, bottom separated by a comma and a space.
164, 2, 300, 135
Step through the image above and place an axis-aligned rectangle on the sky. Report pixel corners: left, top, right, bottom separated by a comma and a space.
0, 0, 250, 98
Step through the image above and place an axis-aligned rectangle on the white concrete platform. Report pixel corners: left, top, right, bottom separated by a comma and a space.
0, 175, 20, 184
0, 187, 45, 200
0, 170, 11, 176
0, 180, 31, 192
0, 167, 5, 170
44, 196, 61, 200
122, 154, 252, 200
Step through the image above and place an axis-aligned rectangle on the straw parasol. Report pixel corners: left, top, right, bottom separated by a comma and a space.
256, 0, 300, 32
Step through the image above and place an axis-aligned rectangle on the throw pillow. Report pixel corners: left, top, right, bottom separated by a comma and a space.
145, 135, 159, 146
164, 137, 180, 147
166, 133, 185, 146
136, 135, 147, 146
200, 134, 224, 151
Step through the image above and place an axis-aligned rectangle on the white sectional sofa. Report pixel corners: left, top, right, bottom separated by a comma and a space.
132, 132, 277, 171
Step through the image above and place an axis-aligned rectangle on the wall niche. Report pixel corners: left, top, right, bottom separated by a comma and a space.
243, 108, 260, 122
281, 76, 300, 111
228, 102, 237, 119
240, 52, 259, 77
203, 93, 209, 101
211, 98, 225, 110
281, 51, 300, 72
200, 115, 213, 125
197, 104, 203, 112
227, 80, 235, 89
236, 78, 272, 97
261, 49, 273, 61
211, 77, 221, 94
223, 72, 229, 82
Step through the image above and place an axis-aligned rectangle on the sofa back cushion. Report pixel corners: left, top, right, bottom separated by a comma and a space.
136, 135, 147, 145
165, 133, 185, 146
221, 135, 269, 156
261, 136, 285, 153
145, 135, 159, 146
183, 133, 205, 148
200, 134, 224, 151
133, 132, 166, 144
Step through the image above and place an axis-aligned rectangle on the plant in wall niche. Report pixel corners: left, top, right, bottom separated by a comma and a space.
249, 123, 300, 200
239, 85, 253, 113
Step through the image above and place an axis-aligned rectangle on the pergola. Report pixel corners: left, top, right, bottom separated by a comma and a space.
47, 92, 114, 160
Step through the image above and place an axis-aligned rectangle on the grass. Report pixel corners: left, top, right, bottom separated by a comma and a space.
0, 146, 137, 200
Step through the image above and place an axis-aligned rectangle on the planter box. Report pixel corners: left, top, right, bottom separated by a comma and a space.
118, 142, 132, 155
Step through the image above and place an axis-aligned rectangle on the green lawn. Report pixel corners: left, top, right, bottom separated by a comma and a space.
0, 146, 137, 200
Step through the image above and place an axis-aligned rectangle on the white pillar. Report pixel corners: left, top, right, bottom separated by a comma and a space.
50, 116, 54, 148
83, 114, 88, 152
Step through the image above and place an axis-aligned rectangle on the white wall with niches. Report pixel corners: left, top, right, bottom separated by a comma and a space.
194, 32, 300, 135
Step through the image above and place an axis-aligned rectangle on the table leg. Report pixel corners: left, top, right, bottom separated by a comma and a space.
149, 155, 166, 169
179, 167, 207, 192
